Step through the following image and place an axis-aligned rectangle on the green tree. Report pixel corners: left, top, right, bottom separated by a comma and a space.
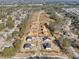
6, 35, 12, 42
0, 23, 4, 31
62, 37, 70, 50
13, 40, 22, 51
6, 16, 14, 29
2, 47, 15, 57
12, 31, 19, 37
17, 16, 29, 37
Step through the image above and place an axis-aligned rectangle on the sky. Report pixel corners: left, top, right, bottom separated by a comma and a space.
0, 0, 79, 2
0, 0, 79, 4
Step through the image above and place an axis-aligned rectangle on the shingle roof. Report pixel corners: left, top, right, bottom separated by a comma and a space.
43, 43, 51, 49
23, 43, 31, 48
26, 36, 32, 40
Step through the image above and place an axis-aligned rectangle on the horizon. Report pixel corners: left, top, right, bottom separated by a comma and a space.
1, 0, 79, 3
0, 0, 79, 5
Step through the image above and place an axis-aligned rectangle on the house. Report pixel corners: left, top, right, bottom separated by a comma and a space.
43, 43, 51, 50
26, 36, 32, 41
23, 43, 32, 49
43, 36, 50, 41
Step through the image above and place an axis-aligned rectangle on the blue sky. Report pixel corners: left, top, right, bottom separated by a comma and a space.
0, 0, 79, 3
44, 0, 79, 1
0, 0, 79, 1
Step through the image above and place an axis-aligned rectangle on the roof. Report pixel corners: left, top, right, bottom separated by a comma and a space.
3, 43, 11, 48
43, 36, 50, 41
43, 43, 51, 49
26, 36, 32, 40
23, 43, 31, 48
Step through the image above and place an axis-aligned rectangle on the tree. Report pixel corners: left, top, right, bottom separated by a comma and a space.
6, 16, 14, 29
62, 37, 70, 50
2, 47, 15, 57
13, 40, 22, 51
17, 16, 29, 37
6, 35, 12, 42
12, 31, 19, 37
0, 23, 4, 31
